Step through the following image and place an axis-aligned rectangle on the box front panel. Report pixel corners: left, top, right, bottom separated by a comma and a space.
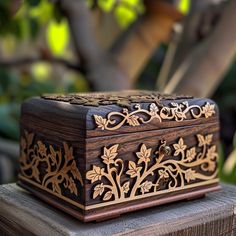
85, 122, 219, 214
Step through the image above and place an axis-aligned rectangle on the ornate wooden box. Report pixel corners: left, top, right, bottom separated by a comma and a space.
18, 91, 220, 222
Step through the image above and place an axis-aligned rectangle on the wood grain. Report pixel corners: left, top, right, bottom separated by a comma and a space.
0, 183, 236, 236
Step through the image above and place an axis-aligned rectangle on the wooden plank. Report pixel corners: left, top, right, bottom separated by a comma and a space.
0, 183, 236, 235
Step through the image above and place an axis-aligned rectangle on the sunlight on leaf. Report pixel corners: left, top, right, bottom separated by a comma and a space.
98, 0, 115, 12
46, 19, 69, 56
177, 0, 190, 15
114, 5, 137, 28
31, 62, 51, 81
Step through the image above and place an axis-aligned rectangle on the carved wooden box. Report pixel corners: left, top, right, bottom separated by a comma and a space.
18, 91, 220, 222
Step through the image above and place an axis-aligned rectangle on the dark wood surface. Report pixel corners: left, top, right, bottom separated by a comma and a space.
0, 183, 236, 236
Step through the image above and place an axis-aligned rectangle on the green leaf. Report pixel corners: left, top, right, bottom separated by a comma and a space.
177, 0, 190, 15
98, 0, 115, 12
114, 5, 137, 28
46, 19, 69, 56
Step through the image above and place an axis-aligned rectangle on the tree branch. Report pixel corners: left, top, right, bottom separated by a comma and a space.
164, 0, 236, 97
0, 57, 84, 72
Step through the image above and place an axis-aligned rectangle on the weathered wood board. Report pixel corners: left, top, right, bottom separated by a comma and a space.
0, 183, 236, 236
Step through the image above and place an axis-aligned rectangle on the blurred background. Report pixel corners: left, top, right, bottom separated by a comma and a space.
0, 0, 236, 185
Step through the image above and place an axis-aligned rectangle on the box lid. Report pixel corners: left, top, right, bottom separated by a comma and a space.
21, 91, 218, 138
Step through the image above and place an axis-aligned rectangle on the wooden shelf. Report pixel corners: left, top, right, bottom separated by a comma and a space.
0, 183, 236, 235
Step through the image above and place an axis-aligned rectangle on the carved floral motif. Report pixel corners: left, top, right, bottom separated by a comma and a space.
20, 131, 83, 197
94, 102, 216, 131
86, 134, 218, 202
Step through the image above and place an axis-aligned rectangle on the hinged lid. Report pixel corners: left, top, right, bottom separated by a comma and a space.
21, 91, 218, 139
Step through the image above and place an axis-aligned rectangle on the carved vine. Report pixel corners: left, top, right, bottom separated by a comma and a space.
20, 131, 83, 196
94, 102, 216, 131
86, 134, 218, 202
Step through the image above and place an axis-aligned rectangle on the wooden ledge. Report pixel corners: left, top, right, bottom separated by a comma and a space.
0, 183, 236, 235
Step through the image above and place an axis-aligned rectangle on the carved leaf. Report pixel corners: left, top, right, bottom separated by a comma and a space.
150, 103, 158, 114
205, 134, 213, 145
202, 103, 215, 118
197, 134, 206, 147
49, 145, 57, 165
185, 169, 196, 183
127, 115, 140, 126
86, 165, 105, 183
71, 160, 83, 186
126, 161, 142, 178
20, 137, 27, 150
103, 191, 113, 201
175, 111, 186, 119
136, 144, 151, 164
94, 115, 107, 130
37, 141, 47, 156
32, 165, 40, 183
52, 181, 61, 195
207, 161, 216, 172
206, 146, 217, 160
68, 177, 78, 196
101, 144, 119, 164
186, 147, 196, 162
122, 181, 130, 194
93, 183, 105, 199
158, 169, 169, 179
140, 180, 152, 194
173, 138, 187, 156
63, 143, 73, 162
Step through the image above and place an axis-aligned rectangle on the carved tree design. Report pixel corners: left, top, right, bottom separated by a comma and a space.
20, 131, 83, 197
86, 134, 218, 202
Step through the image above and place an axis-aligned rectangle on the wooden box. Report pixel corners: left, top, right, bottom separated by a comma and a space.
18, 91, 220, 222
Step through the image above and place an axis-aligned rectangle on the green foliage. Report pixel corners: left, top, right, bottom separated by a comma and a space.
95, 0, 144, 28
177, 0, 190, 15
46, 19, 69, 56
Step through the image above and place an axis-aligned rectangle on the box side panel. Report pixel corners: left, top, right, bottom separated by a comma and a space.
84, 121, 219, 216
18, 97, 87, 212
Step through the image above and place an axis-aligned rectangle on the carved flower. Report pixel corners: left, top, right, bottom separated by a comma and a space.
206, 146, 217, 161
94, 115, 107, 130
127, 115, 140, 126
136, 144, 152, 164
122, 181, 130, 194
185, 169, 196, 183
158, 169, 169, 179
86, 165, 105, 183
140, 180, 152, 194
126, 161, 142, 178
202, 102, 215, 118
101, 144, 119, 165
186, 147, 196, 162
37, 141, 47, 156
173, 138, 187, 156
93, 183, 105, 199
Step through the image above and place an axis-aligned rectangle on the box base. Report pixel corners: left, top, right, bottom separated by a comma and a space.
17, 180, 221, 222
